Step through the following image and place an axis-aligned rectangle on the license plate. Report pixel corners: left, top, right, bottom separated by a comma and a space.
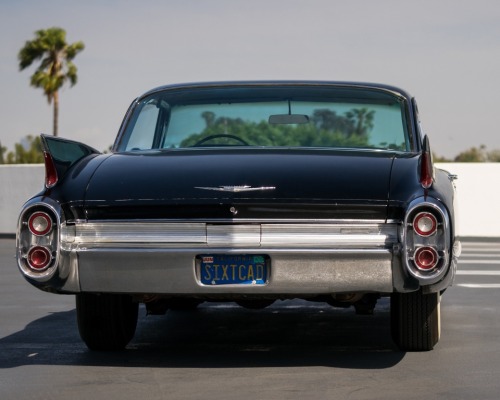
198, 254, 269, 285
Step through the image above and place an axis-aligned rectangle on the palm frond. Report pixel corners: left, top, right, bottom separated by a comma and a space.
18, 27, 85, 135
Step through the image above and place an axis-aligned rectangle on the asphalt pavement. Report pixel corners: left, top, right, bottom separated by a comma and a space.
1, 238, 500, 399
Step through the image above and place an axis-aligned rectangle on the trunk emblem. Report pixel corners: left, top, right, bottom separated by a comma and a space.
195, 185, 276, 193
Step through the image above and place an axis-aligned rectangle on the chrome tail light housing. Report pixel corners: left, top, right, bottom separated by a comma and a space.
403, 199, 451, 284
17, 200, 61, 281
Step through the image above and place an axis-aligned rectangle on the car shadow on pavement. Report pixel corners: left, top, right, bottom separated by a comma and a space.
0, 300, 405, 369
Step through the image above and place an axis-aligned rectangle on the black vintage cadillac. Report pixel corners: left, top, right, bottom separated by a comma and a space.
16, 81, 460, 351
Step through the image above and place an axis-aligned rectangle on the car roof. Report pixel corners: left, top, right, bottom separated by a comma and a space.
138, 80, 413, 101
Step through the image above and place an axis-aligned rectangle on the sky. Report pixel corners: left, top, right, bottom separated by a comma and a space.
1, 0, 499, 158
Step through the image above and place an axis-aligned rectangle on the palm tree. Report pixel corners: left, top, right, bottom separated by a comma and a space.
18, 27, 85, 136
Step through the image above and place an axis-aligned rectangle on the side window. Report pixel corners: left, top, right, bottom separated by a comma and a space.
124, 103, 159, 150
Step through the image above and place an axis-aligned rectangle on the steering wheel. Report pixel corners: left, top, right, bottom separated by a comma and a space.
193, 134, 250, 147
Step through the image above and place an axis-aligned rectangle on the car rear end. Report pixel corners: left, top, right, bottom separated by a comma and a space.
16, 81, 459, 351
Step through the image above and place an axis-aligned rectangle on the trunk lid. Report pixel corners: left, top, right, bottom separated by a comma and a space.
83, 149, 395, 220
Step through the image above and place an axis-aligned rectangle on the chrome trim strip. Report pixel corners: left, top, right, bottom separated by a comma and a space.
207, 224, 261, 246
261, 224, 397, 248
72, 222, 206, 244
75, 246, 392, 254
64, 221, 399, 249
67, 218, 390, 224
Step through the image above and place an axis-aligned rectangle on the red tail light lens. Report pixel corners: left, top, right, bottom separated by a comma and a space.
28, 212, 53, 236
414, 247, 439, 270
44, 151, 58, 188
419, 136, 434, 189
413, 212, 437, 237
27, 246, 52, 271
420, 152, 433, 189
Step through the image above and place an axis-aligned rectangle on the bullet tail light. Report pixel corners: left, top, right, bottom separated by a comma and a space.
413, 246, 439, 271
27, 246, 53, 271
413, 212, 438, 237
28, 212, 53, 236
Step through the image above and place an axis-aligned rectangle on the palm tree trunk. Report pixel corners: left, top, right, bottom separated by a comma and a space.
53, 91, 59, 136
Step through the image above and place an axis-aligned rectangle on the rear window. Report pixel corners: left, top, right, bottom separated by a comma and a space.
116, 85, 410, 152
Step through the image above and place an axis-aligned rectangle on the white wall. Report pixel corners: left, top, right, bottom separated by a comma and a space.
0, 165, 44, 235
0, 163, 497, 237
436, 163, 500, 237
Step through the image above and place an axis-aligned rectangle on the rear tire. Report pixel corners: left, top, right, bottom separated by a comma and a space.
76, 293, 139, 351
391, 289, 440, 351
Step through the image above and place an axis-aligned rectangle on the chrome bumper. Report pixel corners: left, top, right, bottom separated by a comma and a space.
33, 220, 400, 294
18, 195, 459, 296
75, 247, 395, 294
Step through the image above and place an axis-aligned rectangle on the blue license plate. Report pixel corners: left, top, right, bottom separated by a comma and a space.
198, 254, 269, 285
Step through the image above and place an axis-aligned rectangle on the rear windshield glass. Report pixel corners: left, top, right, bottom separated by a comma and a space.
116, 85, 410, 152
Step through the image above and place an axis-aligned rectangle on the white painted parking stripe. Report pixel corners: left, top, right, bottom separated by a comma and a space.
457, 270, 500, 275
453, 242, 500, 288
458, 260, 500, 264
456, 284, 500, 288
462, 250, 500, 253
462, 246, 500, 253
461, 242, 500, 246
459, 255, 500, 260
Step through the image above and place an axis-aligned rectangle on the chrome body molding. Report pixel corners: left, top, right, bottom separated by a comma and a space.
63, 220, 399, 248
